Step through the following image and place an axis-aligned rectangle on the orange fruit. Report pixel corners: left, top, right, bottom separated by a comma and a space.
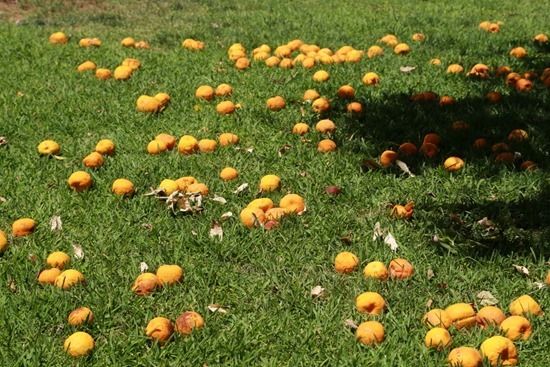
147, 139, 168, 155
292, 122, 310, 135
82, 152, 104, 168
423, 309, 452, 329
445, 303, 477, 330
155, 133, 176, 150
380, 150, 398, 167
178, 135, 199, 155
247, 198, 274, 212
68, 307, 94, 326
186, 183, 209, 196
54, 269, 85, 289
356, 292, 386, 315
259, 174, 280, 192
279, 194, 305, 214
46, 251, 70, 269
379, 34, 398, 46
423, 133, 441, 146
265, 56, 281, 67
122, 58, 141, 70
111, 178, 135, 196
216, 101, 236, 115
447, 64, 464, 74
356, 321, 385, 345
265, 207, 286, 221
219, 167, 238, 181
363, 261, 389, 280
113, 65, 133, 80
38, 268, 61, 285
515, 78, 532, 92
175, 311, 204, 335
215, 83, 233, 97
500, 316, 532, 341
362, 72, 380, 85
398, 142, 417, 156
235, 57, 250, 70
239, 207, 266, 228
121, 37, 135, 47
476, 306, 506, 328
447, 347, 482, 367
425, 328, 452, 350
154, 93, 171, 107
412, 33, 425, 42
156, 264, 183, 285
145, 317, 174, 343
158, 179, 179, 195
77, 61, 96, 72
63, 331, 94, 357
317, 139, 336, 152
337, 85, 355, 99
420, 142, 439, 158
509, 294, 543, 316
313, 70, 330, 82
175, 176, 197, 192
132, 272, 160, 295
394, 43, 411, 54
49, 32, 68, 44
67, 171, 93, 192
95, 139, 115, 155
198, 139, 217, 153
195, 85, 214, 101
472, 138, 489, 150
334, 251, 359, 274
485, 91, 502, 103
136, 95, 161, 113
389, 258, 414, 279
315, 119, 336, 134
95, 68, 112, 80
303, 89, 320, 101
444, 157, 465, 172
37, 140, 60, 155
12, 218, 36, 238
534, 33, 549, 43
218, 133, 239, 146
507, 129, 528, 143
509, 47, 527, 59
347, 102, 363, 114
367, 45, 384, 58
480, 336, 518, 366
266, 96, 286, 111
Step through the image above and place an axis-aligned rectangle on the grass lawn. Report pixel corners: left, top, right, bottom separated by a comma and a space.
0, 0, 549, 366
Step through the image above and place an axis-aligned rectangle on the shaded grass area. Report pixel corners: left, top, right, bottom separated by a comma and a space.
0, 0, 549, 366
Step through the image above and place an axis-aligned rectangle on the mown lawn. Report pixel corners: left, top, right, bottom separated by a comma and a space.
0, 1, 549, 366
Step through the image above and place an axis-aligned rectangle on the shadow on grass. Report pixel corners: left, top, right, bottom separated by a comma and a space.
336, 69, 550, 257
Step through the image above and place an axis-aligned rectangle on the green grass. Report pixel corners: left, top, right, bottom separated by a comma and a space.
0, 0, 549, 366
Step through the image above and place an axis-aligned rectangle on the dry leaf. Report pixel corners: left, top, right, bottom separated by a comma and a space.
141, 223, 153, 231
361, 159, 380, 171
533, 282, 546, 290
52, 155, 65, 160
310, 285, 325, 298
233, 183, 249, 194
425, 299, 434, 308
384, 233, 399, 252
278, 144, 292, 157
49, 215, 62, 231
72, 244, 84, 259
513, 264, 529, 276
7, 278, 17, 293
477, 217, 495, 229
0, 196, 7, 203
207, 304, 228, 314
344, 319, 358, 330
427, 268, 435, 280
220, 212, 233, 221
0, 137, 7, 146
139, 262, 149, 273
372, 222, 383, 241
477, 290, 499, 306
211, 195, 227, 204
191, 230, 198, 236
395, 160, 415, 177
209, 221, 223, 240
400, 66, 416, 73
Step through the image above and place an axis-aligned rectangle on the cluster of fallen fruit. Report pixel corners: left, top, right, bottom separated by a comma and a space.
333, 251, 546, 366
2, 25, 548, 362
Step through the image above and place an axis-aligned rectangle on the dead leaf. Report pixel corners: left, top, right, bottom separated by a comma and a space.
533, 282, 546, 290
207, 304, 228, 314
395, 160, 415, 177
141, 223, 153, 231
0, 196, 7, 203
139, 262, 149, 273
165, 191, 204, 215
340, 234, 353, 244
477, 290, 499, 306
384, 233, 399, 252
233, 183, 249, 194
372, 222, 383, 241
299, 171, 308, 177
0, 137, 7, 146
344, 319, 358, 330
7, 278, 17, 293
400, 66, 416, 73
211, 195, 227, 204
209, 221, 223, 240
16, 91, 25, 97
310, 285, 325, 298
52, 155, 65, 160
191, 230, 198, 236
220, 212, 233, 221
49, 215, 62, 231
427, 268, 435, 280
425, 299, 434, 308
72, 244, 84, 259
361, 159, 380, 171
513, 264, 529, 276
477, 217, 495, 229
278, 144, 292, 157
